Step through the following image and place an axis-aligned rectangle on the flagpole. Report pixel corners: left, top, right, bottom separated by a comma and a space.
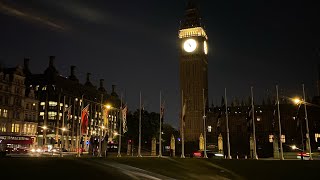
99, 94, 103, 157
302, 84, 312, 160
181, 90, 185, 158
78, 95, 84, 157
251, 87, 258, 160
159, 91, 162, 157
276, 85, 284, 160
138, 91, 142, 157
225, 88, 231, 159
202, 89, 208, 158
60, 95, 66, 157
117, 94, 123, 157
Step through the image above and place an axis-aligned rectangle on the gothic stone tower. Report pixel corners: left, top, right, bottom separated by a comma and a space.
179, 2, 209, 142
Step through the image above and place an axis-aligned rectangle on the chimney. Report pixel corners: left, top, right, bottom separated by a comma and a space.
49, 56, 55, 67
86, 73, 91, 82
112, 85, 116, 93
70, 66, 75, 76
24, 58, 30, 69
100, 79, 104, 88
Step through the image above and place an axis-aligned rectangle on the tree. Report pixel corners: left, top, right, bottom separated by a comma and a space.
124, 109, 160, 150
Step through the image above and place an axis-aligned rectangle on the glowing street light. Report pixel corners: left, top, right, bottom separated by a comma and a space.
62, 127, 66, 131
291, 145, 297, 150
42, 126, 47, 130
105, 104, 111, 109
114, 132, 119, 136
292, 98, 302, 105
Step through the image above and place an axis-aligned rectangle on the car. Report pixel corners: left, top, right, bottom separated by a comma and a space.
191, 150, 224, 158
297, 152, 311, 160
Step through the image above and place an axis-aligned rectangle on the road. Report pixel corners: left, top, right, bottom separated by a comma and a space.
0, 157, 174, 180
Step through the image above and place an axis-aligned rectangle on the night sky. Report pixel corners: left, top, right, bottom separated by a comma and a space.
1, 0, 319, 128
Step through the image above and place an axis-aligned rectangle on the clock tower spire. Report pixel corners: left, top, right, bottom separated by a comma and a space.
179, 1, 209, 143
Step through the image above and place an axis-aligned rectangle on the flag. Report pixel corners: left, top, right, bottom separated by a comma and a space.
246, 106, 253, 132
295, 104, 302, 130
160, 102, 165, 120
81, 104, 89, 135
216, 96, 225, 133
122, 105, 128, 133
182, 101, 186, 127
272, 107, 276, 131
65, 105, 72, 120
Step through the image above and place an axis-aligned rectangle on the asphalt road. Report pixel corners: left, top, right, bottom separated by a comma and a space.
0, 157, 133, 179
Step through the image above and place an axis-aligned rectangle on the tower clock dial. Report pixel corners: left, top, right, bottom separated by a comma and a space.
183, 39, 197, 52
204, 41, 208, 55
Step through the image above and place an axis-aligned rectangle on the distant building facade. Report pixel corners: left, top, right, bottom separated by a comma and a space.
0, 65, 38, 151
23, 56, 120, 152
206, 94, 320, 158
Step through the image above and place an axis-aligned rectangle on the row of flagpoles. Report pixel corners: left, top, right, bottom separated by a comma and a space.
180, 84, 311, 160
59, 84, 311, 159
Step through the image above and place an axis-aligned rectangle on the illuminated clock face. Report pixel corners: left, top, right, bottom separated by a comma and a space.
183, 39, 197, 52
204, 41, 208, 55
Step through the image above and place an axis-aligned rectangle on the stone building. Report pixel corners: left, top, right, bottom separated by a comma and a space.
0, 65, 38, 150
23, 56, 120, 152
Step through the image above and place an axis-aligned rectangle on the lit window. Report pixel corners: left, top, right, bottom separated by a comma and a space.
15, 124, 20, 133
11, 124, 15, 132
23, 124, 27, 133
0, 109, 1, 116
315, 133, 320, 142
281, 135, 285, 143
40, 112, 44, 116
40, 102, 45, 106
3, 109, 8, 117
1, 126, 6, 132
207, 126, 212, 133
269, 135, 274, 143
31, 125, 35, 134
49, 101, 57, 106
48, 111, 57, 120
42, 86, 46, 90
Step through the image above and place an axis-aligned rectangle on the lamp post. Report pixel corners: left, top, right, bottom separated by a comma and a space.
100, 104, 111, 157
42, 126, 47, 149
60, 127, 66, 157
292, 84, 313, 160
302, 84, 312, 160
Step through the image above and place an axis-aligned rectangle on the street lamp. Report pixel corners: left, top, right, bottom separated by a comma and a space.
41, 126, 48, 148
291, 84, 313, 160
60, 127, 67, 157
291, 145, 297, 150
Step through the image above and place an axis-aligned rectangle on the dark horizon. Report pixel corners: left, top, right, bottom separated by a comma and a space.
1, 0, 319, 128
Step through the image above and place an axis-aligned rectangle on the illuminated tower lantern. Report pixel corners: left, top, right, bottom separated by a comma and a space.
179, 1, 208, 142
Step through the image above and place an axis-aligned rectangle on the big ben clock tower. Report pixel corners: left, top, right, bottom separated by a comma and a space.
179, 1, 208, 142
